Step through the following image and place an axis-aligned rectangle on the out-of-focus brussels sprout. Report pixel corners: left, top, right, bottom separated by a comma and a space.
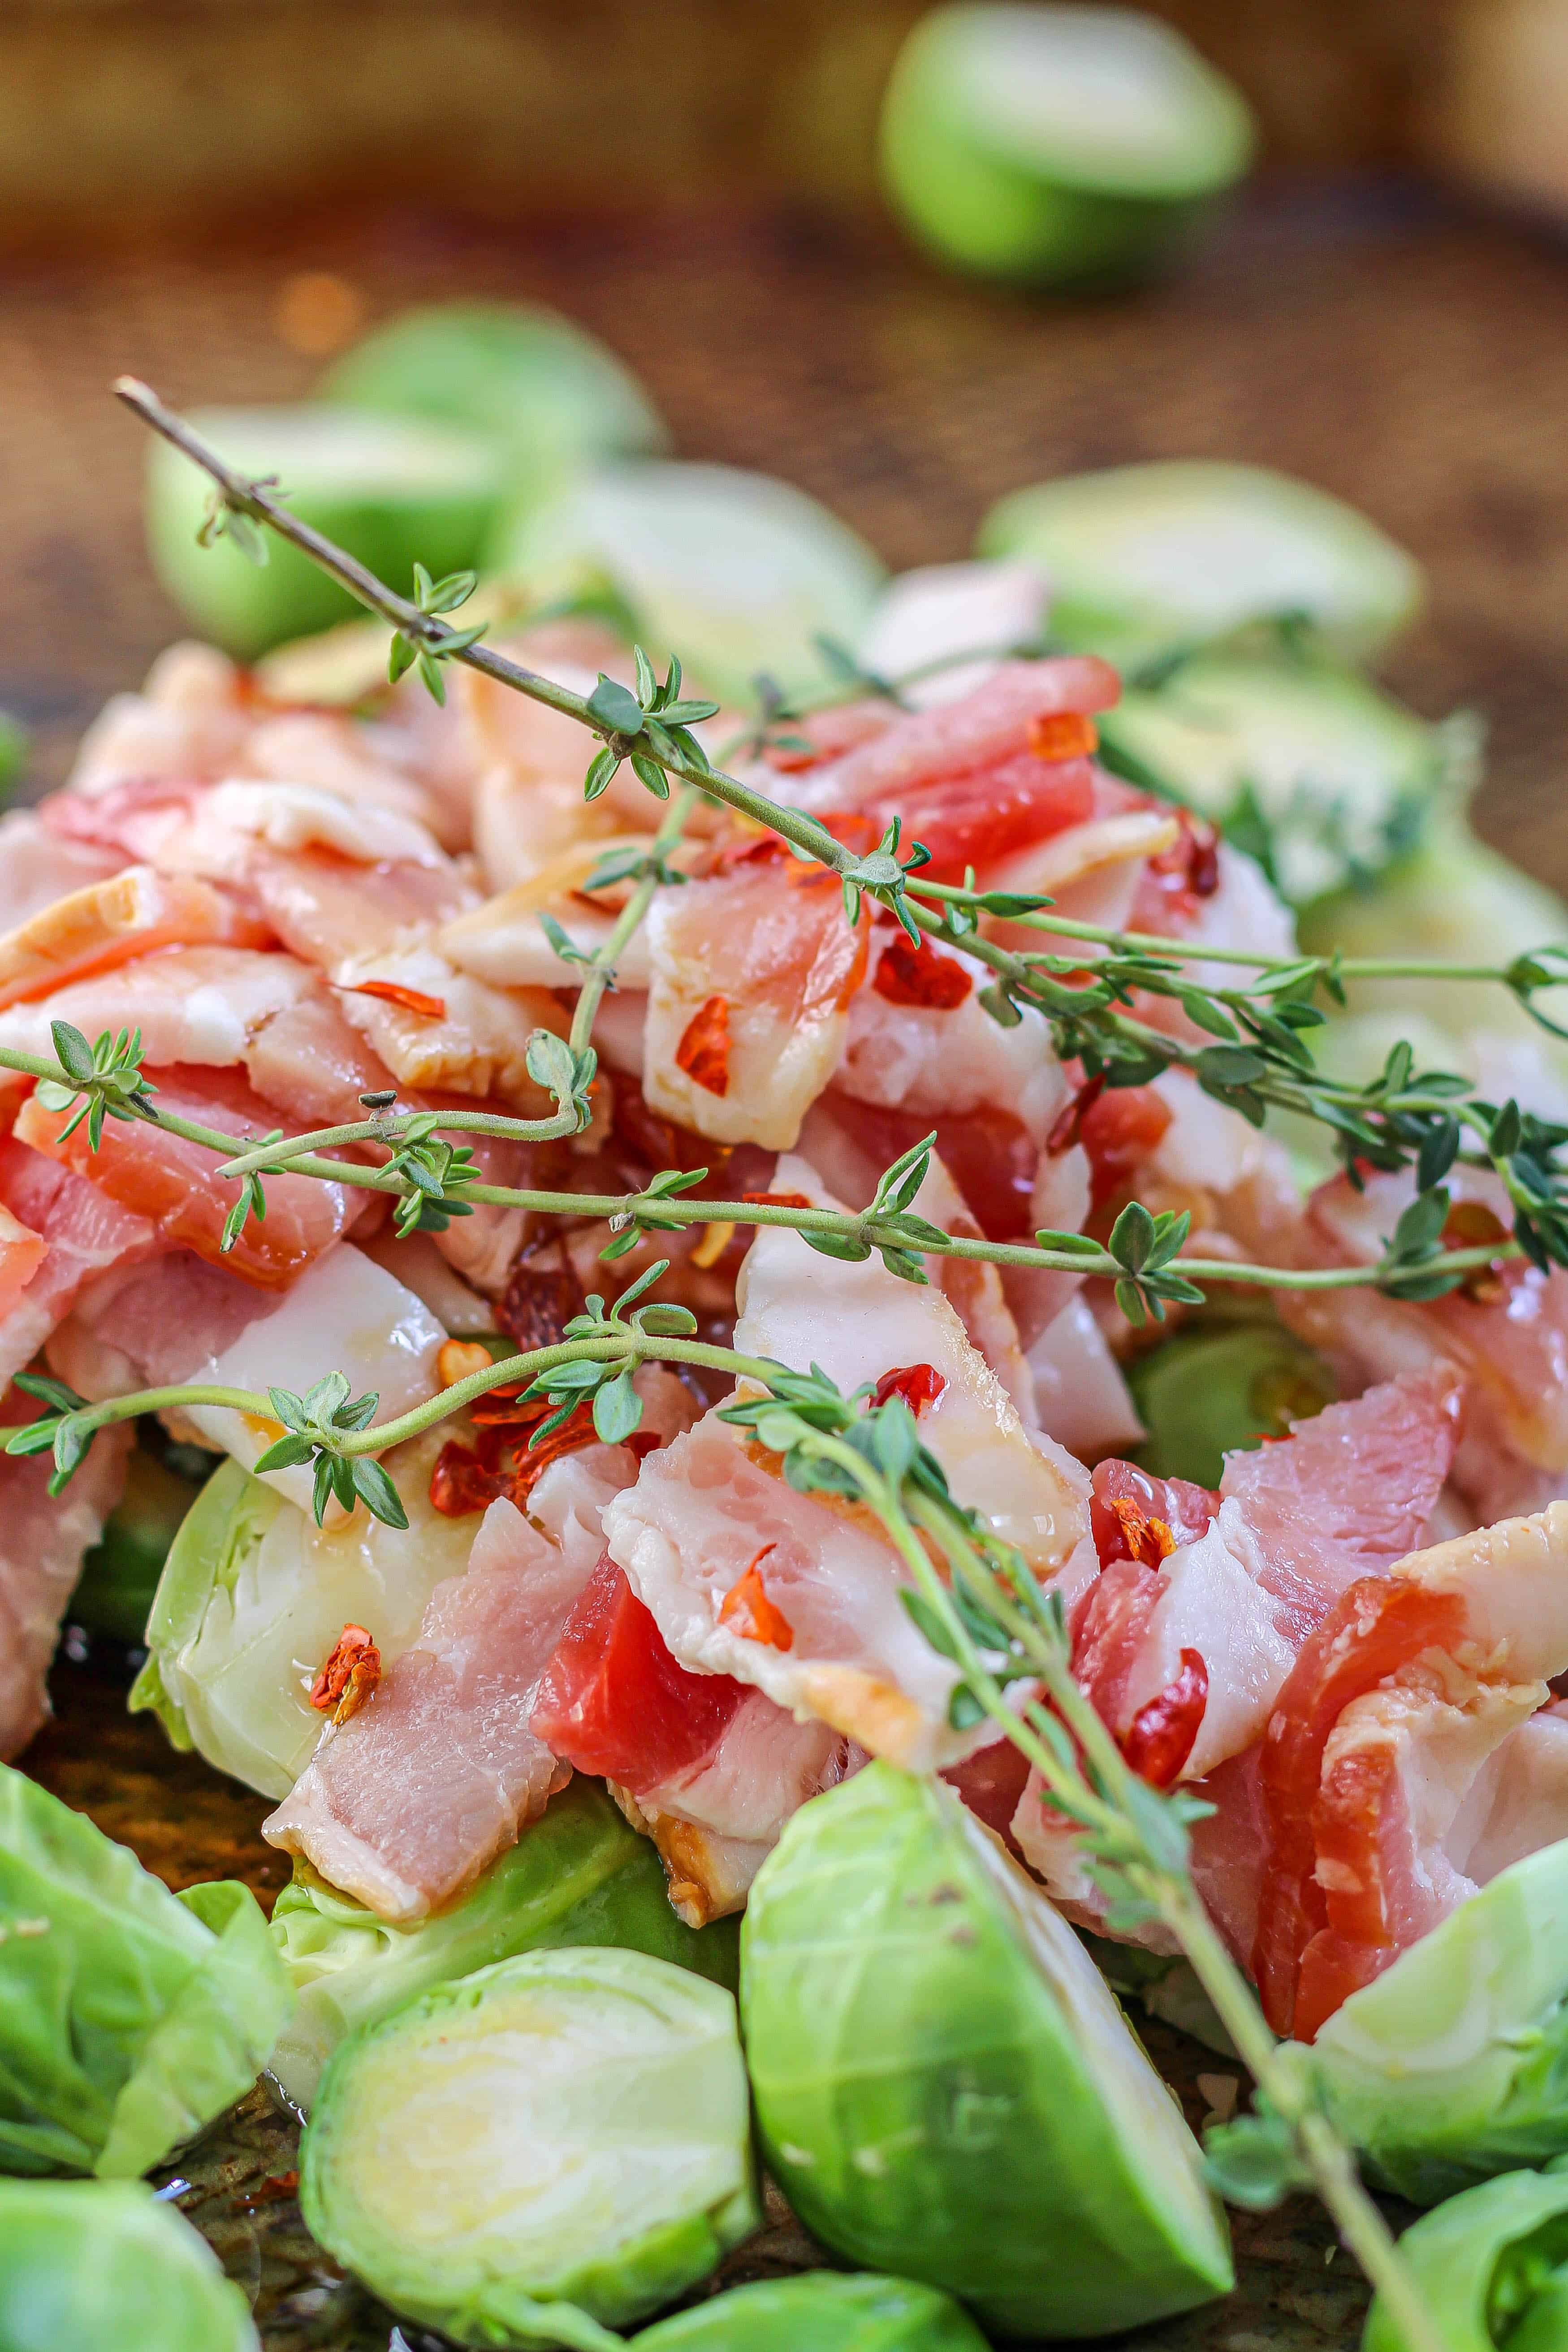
488, 459, 886, 704
879, 4, 1254, 288
0, 709, 26, 807
0, 2179, 259, 2352
323, 300, 667, 520
130, 1437, 475, 1799
69, 1442, 205, 1645
1362, 2168, 1568, 2352
145, 403, 505, 657
979, 460, 1424, 672
268, 1777, 739, 2112
301, 1947, 758, 2349
0, 1763, 291, 2178
1310, 1841, 1568, 2206
631, 2271, 989, 2349
1097, 654, 1447, 907
1127, 1320, 1336, 1488
741, 1763, 1232, 2339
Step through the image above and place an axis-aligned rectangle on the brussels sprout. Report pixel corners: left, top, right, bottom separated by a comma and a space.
631, 2271, 989, 2349
1127, 1320, 1336, 1488
69, 1441, 206, 1645
0, 2179, 259, 2352
1309, 1840, 1568, 2205
741, 1763, 1232, 2338
0, 709, 26, 807
488, 460, 886, 704
879, 5, 1254, 288
0, 1763, 291, 2178
1097, 654, 1446, 906
268, 1776, 739, 2111
146, 403, 505, 657
130, 1437, 476, 1799
1362, 2168, 1568, 2352
324, 300, 667, 521
302, 1947, 759, 2348
979, 460, 1424, 672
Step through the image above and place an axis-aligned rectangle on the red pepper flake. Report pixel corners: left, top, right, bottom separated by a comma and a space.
741, 1190, 813, 1210
676, 995, 731, 1098
428, 1398, 603, 1520
1046, 1070, 1106, 1157
234, 2170, 299, 2211
1121, 1647, 1208, 1788
309, 1625, 381, 1724
340, 979, 448, 1020
1442, 1198, 1512, 1304
1028, 710, 1098, 763
718, 1546, 795, 1651
1106, 1497, 1177, 1570
873, 935, 973, 1011
870, 1362, 948, 1418
1147, 809, 1220, 904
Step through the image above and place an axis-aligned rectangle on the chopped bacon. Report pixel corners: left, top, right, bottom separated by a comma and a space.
1028, 710, 1098, 762
1079, 1082, 1174, 1211
867, 752, 1096, 886
309, 1624, 382, 1724
941, 1736, 1032, 1849
718, 1548, 795, 1651
1121, 1647, 1208, 1788
872, 936, 973, 1011
339, 977, 448, 1020
869, 1361, 948, 1418
675, 994, 731, 1098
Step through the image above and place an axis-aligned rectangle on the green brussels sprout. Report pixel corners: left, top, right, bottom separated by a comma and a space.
323, 299, 667, 523
1310, 1841, 1568, 2205
741, 1763, 1232, 2339
0, 2179, 259, 2352
1127, 1320, 1336, 1489
878, 5, 1254, 289
69, 1442, 206, 1645
631, 2270, 989, 2349
301, 1947, 759, 2349
268, 1776, 739, 2112
0, 710, 27, 808
0, 1762, 291, 2178
488, 460, 886, 705
979, 460, 1423, 673
145, 403, 505, 657
130, 1440, 476, 1799
1362, 2168, 1568, 2352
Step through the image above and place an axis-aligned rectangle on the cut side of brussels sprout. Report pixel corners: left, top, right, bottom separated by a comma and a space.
979, 461, 1424, 671
146, 403, 505, 657
879, 4, 1254, 286
301, 1947, 759, 2347
488, 459, 887, 705
69, 1441, 206, 1646
1128, 1321, 1337, 1488
268, 1777, 739, 2112
1363, 2168, 1568, 2352
1309, 1840, 1568, 2205
1098, 655, 1445, 906
0, 2180, 259, 2352
631, 2270, 989, 2349
742, 1763, 1231, 2338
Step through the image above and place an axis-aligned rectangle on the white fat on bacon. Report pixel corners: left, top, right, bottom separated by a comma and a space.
0, 1139, 160, 1388
0, 811, 123, 934
0, 947, 317, 1087
835, 935, 1068, 1141
65, 643, 253, 800
0, 865, 266, 1015
435, 836, 660, 995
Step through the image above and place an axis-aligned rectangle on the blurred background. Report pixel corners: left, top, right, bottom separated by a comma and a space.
4, 0, 1568, 897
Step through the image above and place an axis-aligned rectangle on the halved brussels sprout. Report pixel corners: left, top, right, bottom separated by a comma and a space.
979, 460, 1423, 671
1310, 1839, 1568, 2205
0, 1763, 291, 2178
741, 1762, 1232, 2339
879, 4, 1254, 287
488, 459, 886, 704
69, 1441, 206, 1645
268, 1777, 739, 2112
631, 2271, 989, 2349
1363, 2167, 1568, 2352
1128, 1320, 1336, 1489
0, 2180, 259, 2352
301, 1947, 759, 2348
145, 403, 505, 656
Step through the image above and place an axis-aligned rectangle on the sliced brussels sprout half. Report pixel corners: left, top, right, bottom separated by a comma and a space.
1127, 1320, 1337, 1489
979, 459, 1424, 671
631, 2270, 989, 2349
879, 4, 1254, 287
0, 2180, 259, 2352
301, 1946, 759, 2348
69, 1440, 207, 1645
742, 1762, 1232, 2339
145, 402, 505, 657
0, 1763, 291, 2179
1363, 2167, 1568, 2352
488, 458, 886, 705
269, 1776, 739, 2112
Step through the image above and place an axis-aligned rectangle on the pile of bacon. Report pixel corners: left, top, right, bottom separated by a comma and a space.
3, 608, 1568, 2047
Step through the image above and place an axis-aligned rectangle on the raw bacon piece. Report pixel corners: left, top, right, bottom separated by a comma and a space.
0, 809, 124, 932
0, 1401, 131, 1759
0, 1202, 45, 1322
0, 947, 317, 1086
0, 866, 267, 1013
866, 750, 1097, 885
0, 1138, 161, 1387
330, 945, 568, 1112
836, 942, 1068, 1150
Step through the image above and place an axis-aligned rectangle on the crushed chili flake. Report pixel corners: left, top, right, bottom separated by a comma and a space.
870, 1362, 948, 1418
235, 2170, 299, 2211
1121, 1647, 1208, 1788
741, 1190, 812, 1210
1106, 1497, 1177, 1570
340, 978, 448, 1020
718, 1547, 795, 1650
676, 995, 731, 1097
436, 1338, 493, 1389
1028, 710, 1098, 763
309, 1625, 381, 1723
1442, 1198, 1512, 1303
428, 1397, 602, 1520
1046, 1070, 1106, 1158
873, 935, 973, 1011
1146, 808, 1220, 906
